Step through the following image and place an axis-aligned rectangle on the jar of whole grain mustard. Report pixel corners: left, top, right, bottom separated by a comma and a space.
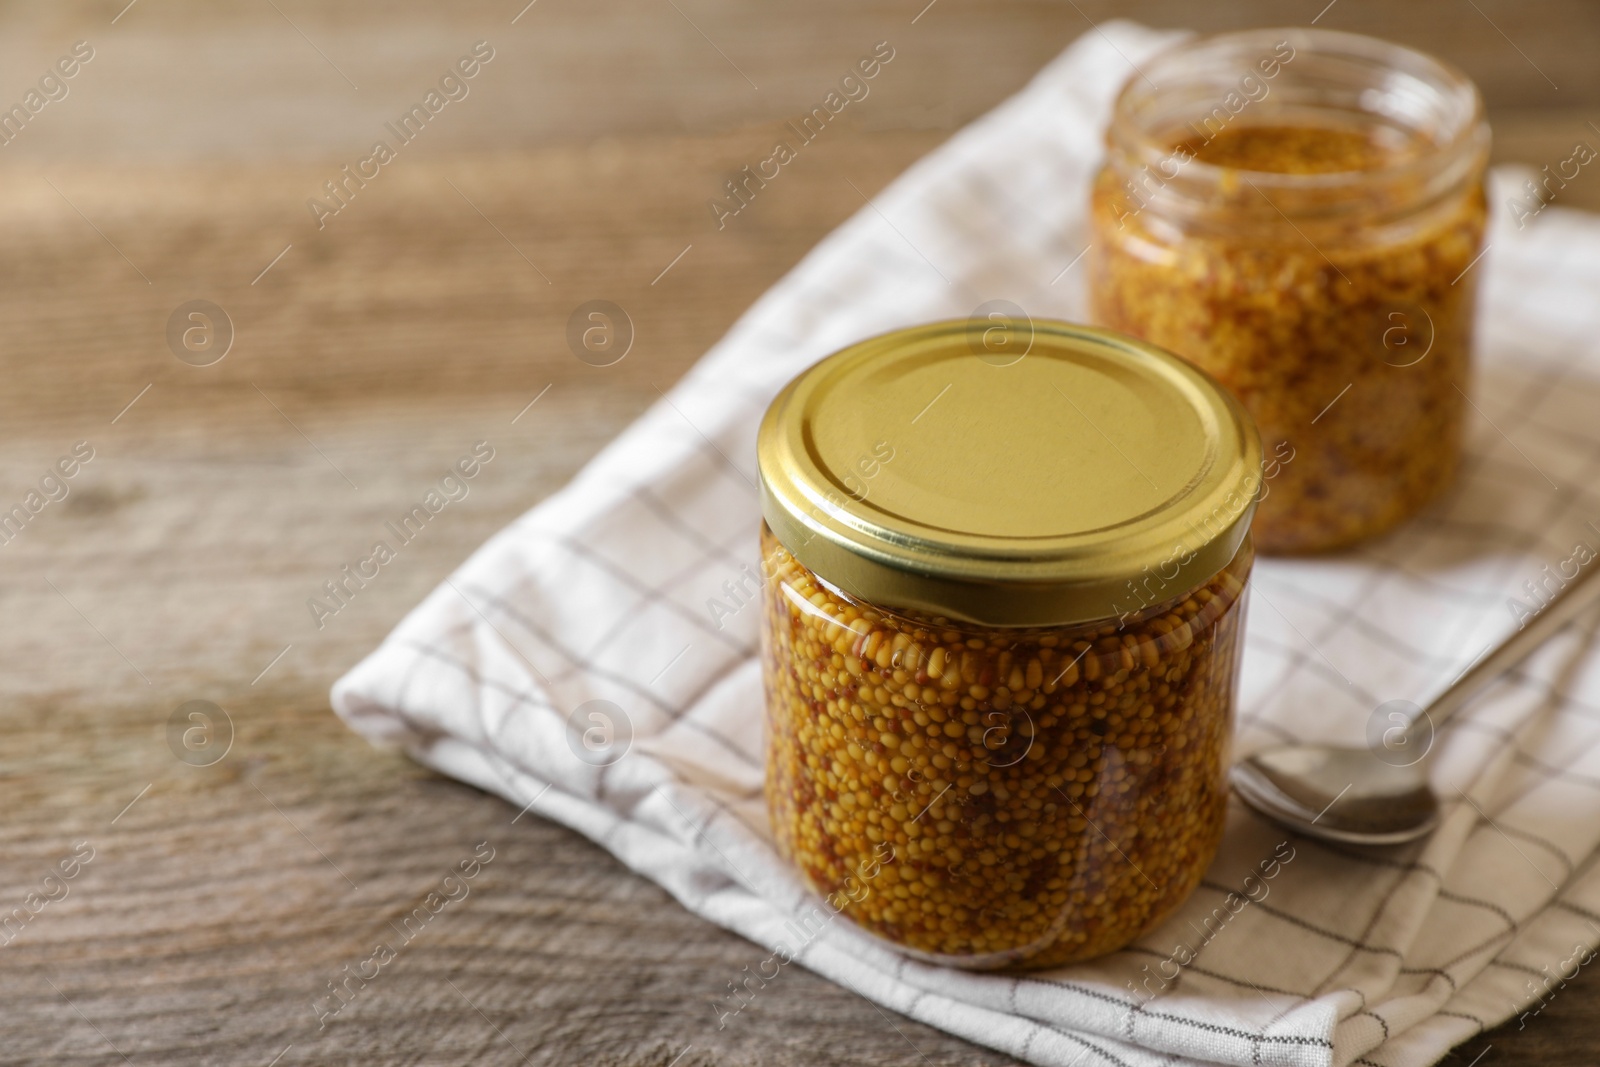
756, 320, 1263, 969
1089, 29, 1490, 553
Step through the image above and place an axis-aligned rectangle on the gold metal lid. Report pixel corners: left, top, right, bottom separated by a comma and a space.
757, 320, 1262, 627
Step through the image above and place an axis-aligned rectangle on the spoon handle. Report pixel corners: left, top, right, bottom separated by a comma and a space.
1410, 552, 1600, 742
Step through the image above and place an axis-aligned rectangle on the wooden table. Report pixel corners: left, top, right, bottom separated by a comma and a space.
4, 2, 1599, 1063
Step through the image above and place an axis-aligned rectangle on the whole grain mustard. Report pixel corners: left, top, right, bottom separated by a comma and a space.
756, 321, 1262, 968
762, 526, 1250, 967
1089, 29, 1491, 553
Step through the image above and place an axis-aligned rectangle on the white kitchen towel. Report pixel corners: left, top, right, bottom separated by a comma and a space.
332, 21, 1600, 1067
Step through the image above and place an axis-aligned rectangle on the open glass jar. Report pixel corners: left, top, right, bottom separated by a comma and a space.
756, 320, 1263, 969
1089, 29, 1490, 553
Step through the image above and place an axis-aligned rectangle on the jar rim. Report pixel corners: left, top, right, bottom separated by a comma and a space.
756, 320, 1263, 628
1105, 27, 1489, 219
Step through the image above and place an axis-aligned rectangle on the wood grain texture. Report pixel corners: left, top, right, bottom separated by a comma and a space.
1, 2, 1596, 1064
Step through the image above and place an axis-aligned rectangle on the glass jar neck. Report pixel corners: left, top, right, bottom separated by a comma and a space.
1102, 28, 1489, 233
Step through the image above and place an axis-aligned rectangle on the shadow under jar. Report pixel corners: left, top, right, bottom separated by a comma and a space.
1089, 28, 1490, 554
756, 321, 1263, 969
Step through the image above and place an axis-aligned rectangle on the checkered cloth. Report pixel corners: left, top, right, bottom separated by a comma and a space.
333, 22, 1600, 1067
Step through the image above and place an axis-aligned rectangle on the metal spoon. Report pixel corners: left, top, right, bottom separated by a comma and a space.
1231, 555, 1600, 845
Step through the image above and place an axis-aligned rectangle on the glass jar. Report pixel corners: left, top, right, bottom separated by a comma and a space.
1089, 29, 1490, 554
755, 320, 1262, 969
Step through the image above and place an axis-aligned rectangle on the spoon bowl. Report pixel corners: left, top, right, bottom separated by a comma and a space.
1229, 744, 1437, 845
